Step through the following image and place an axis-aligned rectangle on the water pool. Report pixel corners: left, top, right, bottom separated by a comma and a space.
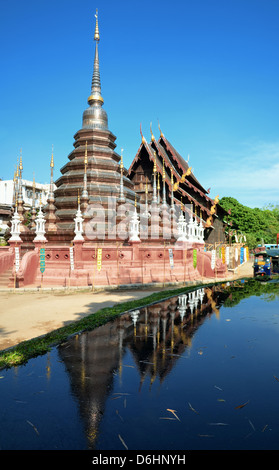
1, 279, 279, 450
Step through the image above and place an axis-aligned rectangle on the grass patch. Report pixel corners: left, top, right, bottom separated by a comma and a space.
1, 276, 261, 370
0, 283, 209, 370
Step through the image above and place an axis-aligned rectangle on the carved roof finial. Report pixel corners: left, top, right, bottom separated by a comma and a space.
150, 122, 155, 142
50, 145, 54, 168
94, 9, 100, 42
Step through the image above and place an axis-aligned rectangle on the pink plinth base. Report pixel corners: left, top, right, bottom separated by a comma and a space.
20, 243, 227, 288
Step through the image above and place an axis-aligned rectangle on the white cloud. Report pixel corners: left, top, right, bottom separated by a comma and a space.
202, 140, 279, 208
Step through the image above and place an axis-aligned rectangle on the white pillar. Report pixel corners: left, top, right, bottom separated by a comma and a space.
34, 205, 47, 242
9, 206, 22, 242
129, 206, 140, 243
177, 211, 187, 242
73, 202, 84, 241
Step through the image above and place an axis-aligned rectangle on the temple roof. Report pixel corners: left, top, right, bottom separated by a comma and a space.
158, 133, 208, 195
128, 129, 215, 219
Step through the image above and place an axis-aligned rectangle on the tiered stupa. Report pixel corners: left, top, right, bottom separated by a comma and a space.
49, 10, 135, 244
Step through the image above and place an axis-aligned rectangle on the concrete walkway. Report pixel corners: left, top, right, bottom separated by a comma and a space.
0, 260, 253, 352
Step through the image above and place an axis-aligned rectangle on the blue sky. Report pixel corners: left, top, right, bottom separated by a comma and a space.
0, 0, 278, 209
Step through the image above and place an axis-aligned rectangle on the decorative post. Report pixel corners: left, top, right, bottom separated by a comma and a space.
177, 199, 187, 242
130, 309, 140, 336
152, 151, 157, 206
9, 201, 22, 242
129, 196, 141, 243
157, 172, 160, 205
161, 160, 168, 211
178, 294, 187, 322
33, 200, 47, 243
73, 191, 84, 241
73, 191, 84, 269
198, 209, 205, 243
187, 203, 195, 243
142, 177, 150, 218
193, 205, 199, 242
170, 169, 175, 214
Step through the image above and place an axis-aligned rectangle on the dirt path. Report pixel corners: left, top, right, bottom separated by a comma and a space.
0, 260, 253, 351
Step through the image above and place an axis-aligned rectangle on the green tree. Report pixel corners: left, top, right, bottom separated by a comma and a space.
219, 197, 279, 249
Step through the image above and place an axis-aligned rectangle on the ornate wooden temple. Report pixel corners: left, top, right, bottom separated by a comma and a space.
1, 11, 233, 288
128, 125, 227, 245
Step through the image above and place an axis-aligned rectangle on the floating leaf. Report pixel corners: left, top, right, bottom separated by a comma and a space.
188, 402, 199, 414
118, 434, 128, 450
167, 409, 180, 421
214, 385, 223, 391
248, 419, 255, 431
273, 375, 279, 382
235, 400, 249, 409
26, 420, 39, 436
116, 410, 124, 422
208, 422, 229, 426
112, 393, 131, 396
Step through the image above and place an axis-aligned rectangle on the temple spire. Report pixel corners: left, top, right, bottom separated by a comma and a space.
17, 149, 24, 223
118, 148, 125, 203
152, 152, 157, 205
45, 146, 57, 232
161, 160, 167, 209
83, 9, 108, 129
30, 173, 37, 228
49, 145, 54, 198
88, 9, 104, 106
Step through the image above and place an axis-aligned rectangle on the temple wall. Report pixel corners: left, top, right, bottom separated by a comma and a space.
9, 242, 227, 288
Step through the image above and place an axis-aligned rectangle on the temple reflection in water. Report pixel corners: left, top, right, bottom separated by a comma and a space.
58, 285, 228, 448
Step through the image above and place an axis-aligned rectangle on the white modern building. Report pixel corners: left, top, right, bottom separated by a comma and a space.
0, 179, 55, 234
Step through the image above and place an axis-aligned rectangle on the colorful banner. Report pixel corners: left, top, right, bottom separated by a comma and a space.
40, 247, 45, 274
193, 249, 197, 269
168, 248, 174, 269
221, 246, 225, 264
240, 246, 244, 264
211, 249, 216, 270
97, 248, 102, 272
235, 247, 238, 262
69, 246, 74, 271
14, 247, 20, 273
225, 246, 230, 265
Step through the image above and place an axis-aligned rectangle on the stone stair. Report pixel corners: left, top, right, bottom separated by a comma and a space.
0, 267, 14, 288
